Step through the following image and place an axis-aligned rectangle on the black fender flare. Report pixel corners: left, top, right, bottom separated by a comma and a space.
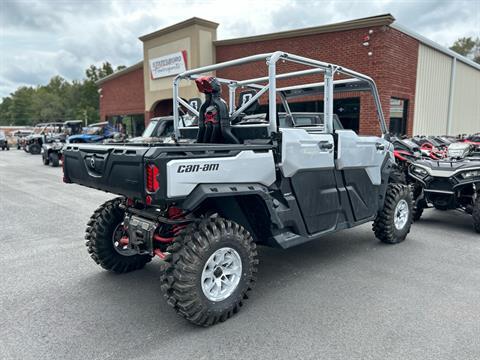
181, 183, 283, 228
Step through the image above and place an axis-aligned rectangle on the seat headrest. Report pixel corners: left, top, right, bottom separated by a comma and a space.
195, 76, 221, 94
237, 90, 258, 115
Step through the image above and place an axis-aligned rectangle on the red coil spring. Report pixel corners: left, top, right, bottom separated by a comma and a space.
169, 206, 186, 236
153, 206, 186, 244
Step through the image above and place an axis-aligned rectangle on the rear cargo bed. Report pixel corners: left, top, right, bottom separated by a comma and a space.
63, 143, 150, 199
63, 142, 275, 199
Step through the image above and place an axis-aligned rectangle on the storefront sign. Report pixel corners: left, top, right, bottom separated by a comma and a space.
149, 50, 187, 79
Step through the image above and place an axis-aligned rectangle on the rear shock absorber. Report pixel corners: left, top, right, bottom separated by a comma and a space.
169, 206, 187, 236
153, 206, 187, 258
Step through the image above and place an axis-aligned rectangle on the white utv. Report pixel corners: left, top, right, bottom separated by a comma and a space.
62, 51, 413, 326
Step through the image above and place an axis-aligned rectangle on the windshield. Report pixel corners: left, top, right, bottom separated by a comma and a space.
156, 121, 174, 137
142, 120, 158, 138
0, 131, 5, 139
85, 127, 101, 135
278, 113, 343, 130
142, 120, 175, 138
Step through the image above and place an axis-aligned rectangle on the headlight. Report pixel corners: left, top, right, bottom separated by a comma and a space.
411, 166, 428, 178
460, 170, 480, 179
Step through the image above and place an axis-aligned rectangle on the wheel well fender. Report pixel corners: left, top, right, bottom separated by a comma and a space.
182, 184, 281, 245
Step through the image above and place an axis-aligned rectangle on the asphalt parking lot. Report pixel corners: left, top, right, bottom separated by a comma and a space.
1, 149, 479, 360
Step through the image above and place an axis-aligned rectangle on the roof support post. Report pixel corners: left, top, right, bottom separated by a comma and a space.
324, 66, 334, 134
228, 84, 236, 116
267, 52, 283, 134
173, 77, 180, 139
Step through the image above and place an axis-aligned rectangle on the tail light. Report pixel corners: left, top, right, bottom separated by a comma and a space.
146, 163, 160, 192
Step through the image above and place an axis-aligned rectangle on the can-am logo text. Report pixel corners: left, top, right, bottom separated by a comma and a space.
177, 163, 219, 173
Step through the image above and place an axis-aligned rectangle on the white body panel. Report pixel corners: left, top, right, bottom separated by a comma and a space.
280, 128, 334, 177
335, 130, 391, 185
166, 150, 276, 198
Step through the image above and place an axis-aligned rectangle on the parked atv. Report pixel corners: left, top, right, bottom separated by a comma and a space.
63, 52, 413, 326
12, 130, 33, 149
25, 122, 64, 154
411, 136, 447, 160
41, 120, 83, 167
20, 124, 44, 151
0, 131, 10, 151
447, 142, 474, 159
409, 155, 480, 232
390, 136, 422, 184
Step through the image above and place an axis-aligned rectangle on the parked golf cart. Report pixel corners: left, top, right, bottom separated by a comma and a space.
0, 131, 9, 151
41, 120, 83, 167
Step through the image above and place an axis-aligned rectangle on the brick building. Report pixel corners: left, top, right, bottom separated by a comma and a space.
97, 14, 479, 137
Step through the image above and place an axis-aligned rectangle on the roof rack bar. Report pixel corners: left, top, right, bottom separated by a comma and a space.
177, 53, 274, 78
281, 53, 332, 70
178, 97, 199, 117
236, 68, 325, 86
277, 78, 364, 92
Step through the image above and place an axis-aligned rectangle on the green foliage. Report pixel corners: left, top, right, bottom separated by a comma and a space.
450, 37, 480, 64
0, 62, 123, 126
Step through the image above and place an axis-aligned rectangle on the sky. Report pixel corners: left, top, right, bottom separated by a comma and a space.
0, 0, 479, 98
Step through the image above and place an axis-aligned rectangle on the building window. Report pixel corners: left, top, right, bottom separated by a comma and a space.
389, 98, 408, 136
257, 97, 360, 132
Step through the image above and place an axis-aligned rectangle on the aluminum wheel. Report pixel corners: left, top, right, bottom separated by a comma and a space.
201, 247, 242, 302
394, 199, 409, 230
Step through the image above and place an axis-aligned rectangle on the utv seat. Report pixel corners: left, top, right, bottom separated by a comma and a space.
195, 77, 239, 144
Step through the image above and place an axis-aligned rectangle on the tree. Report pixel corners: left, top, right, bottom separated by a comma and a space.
450, 36, 480, 64
85, 62, 115, 82
0, 61, 124, 126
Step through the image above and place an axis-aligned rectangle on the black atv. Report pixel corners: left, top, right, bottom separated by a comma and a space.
409, 155, 480, 232
0, 131, 10, 151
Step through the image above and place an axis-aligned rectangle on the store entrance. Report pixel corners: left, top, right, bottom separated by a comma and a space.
152, 99, 173, 117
